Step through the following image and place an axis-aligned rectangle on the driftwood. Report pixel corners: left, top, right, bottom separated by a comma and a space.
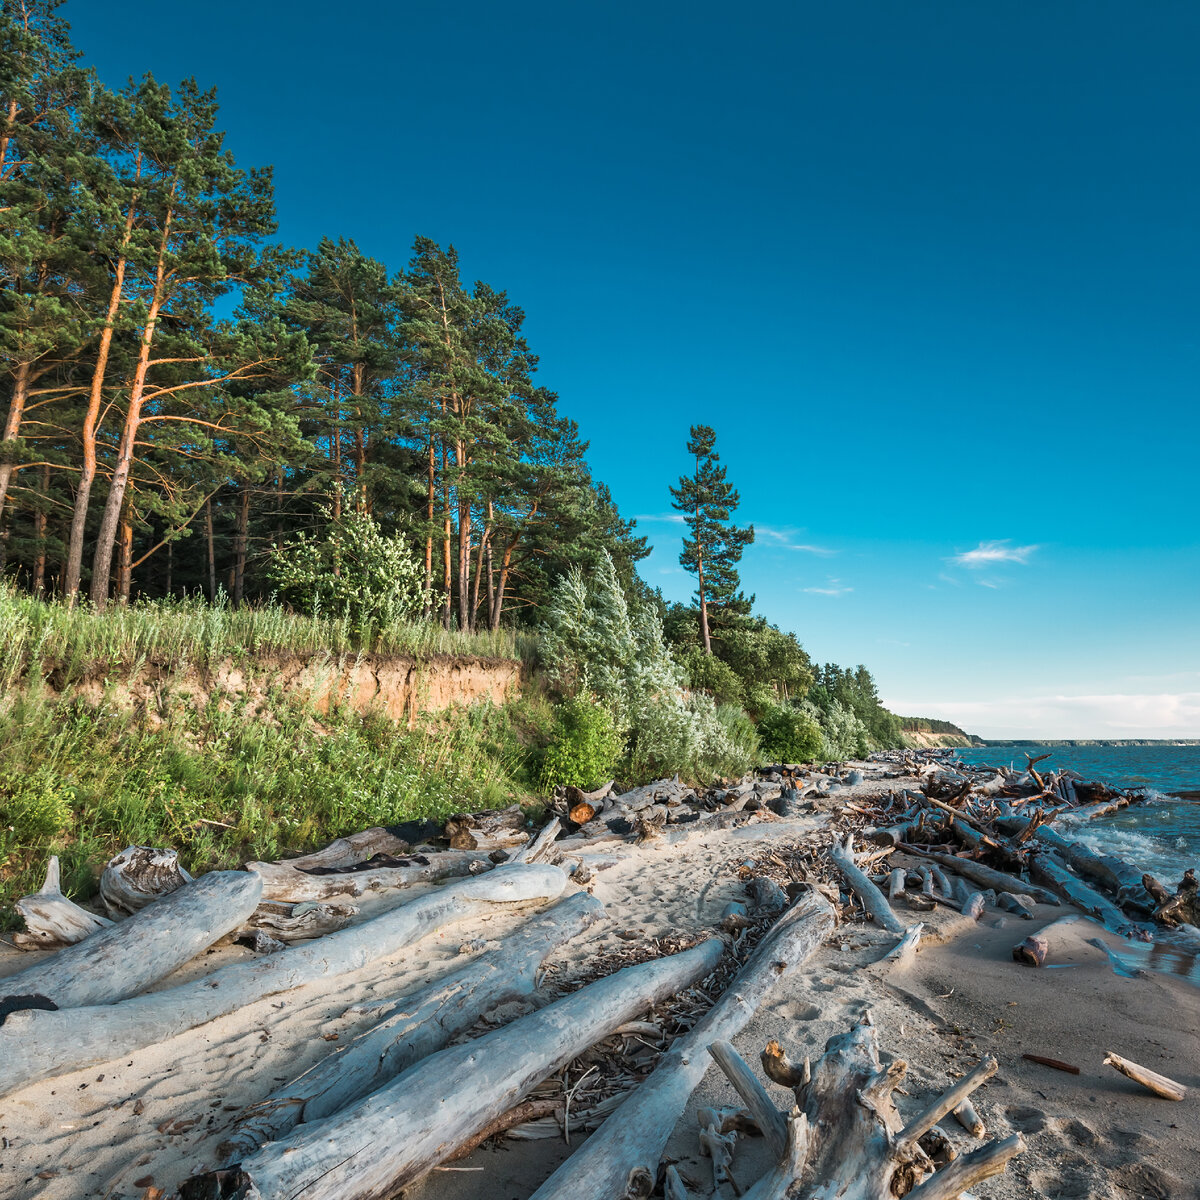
1012, 932, 1049, 967
0, 869, 262, 1013
219, 890, 605, 1161
0, 863, 565, 1099
716, 1017, 1020, 1200
902, 847, 1060, 907
245, 848, 493, 902
510, 817, 563, 864
243, 900, 359, 942
280, 827, 418, 871
829, 834, 907, 934
1028, 852, 1135, 932
528, 890, 837, 1200
566, 781, 616, 824
12, 857, 113, 949
188, 937, 725, 1200
444, 803, 529, 852
1103, 1051, 1186, 1100
881, 922, 924, 971
100, 845, 193, 917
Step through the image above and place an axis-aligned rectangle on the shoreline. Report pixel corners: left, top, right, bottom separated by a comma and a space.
1, 757, 1198, 1199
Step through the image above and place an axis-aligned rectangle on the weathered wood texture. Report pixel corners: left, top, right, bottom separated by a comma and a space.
903, 847, 1060, 907
193, 938, 725, 1200
527, 890, 836, 1200
218, 890, 604, 1160
245, 849, 493, 902
0, 864, 565, 1099
1, 869, 261, 1012
12, 857, 113, 949
100, 845, 193, 917
829, 834, 907, 934
1103, 1052, 1187, 1100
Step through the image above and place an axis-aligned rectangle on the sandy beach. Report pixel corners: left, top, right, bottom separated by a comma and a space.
2, 763, 1198, 1200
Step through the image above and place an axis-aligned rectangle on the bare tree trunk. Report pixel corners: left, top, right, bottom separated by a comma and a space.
0, 359, 31, 523
64, 164, 138, 604
205, 497, 217, 599
233, 484, 249, 604
116, 506, 133, 603
469, 514, 489, 632
441, 444, 452, 630
31, 462, 48, 595
423, 434, 435, 617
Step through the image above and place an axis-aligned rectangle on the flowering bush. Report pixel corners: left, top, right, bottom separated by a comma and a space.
269, 510, 422, 635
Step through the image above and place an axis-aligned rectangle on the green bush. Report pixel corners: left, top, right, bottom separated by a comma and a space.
269, 509, 423, 635
539, 696, 623, 791
683, 647, 744, 706
757, 703, 824, 763
0, 768, 74, 839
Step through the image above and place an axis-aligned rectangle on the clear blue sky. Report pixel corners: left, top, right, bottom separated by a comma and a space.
68, 0, 1200, 738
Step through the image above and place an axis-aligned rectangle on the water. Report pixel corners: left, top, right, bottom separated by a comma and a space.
955, 744, 1200, 883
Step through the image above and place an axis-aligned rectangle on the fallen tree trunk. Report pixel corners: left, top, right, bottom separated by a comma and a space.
1, 869, 262, 1013
280, 827, 419, 871
242, 900, 359, 942
245, 849, 493, 903
0, 863, 565, 1099
187, 937, 725, 1200
527, 890, 837, 1200
1028, 853, 1136, 932
218, 890, 604, 1161
100, 845, 193, 917
901, 847, 1060, 907
444, 803, 529, 852
722, 1017, 1021, 1200
830, 834, 907, 934
12, 857, 113, 949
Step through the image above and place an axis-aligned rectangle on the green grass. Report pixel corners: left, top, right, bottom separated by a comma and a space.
0, 584, 535, 690
0, 683, 555, 927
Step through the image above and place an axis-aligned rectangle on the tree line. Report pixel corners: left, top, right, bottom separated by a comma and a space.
0, 1, 646, 626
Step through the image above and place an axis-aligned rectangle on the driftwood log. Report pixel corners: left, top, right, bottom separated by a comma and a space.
444, 803, 529, 852
830, 834, 907, 934
1, 869, 262, 1012
1103, 1052, 1187, 1100
719, 1015, 1023, 1200
279, 827, 417, 871
1028, 852, 1136, 932
902, 847, 1060, 907
245, 848, 493, 903
218, 890, 604, 1160
242, 900, 359, 942
100, 845, 193, 917
186, 937, 726, 1200
12, 857, 113, 949
0, 863, 565, 1098
528, 889, 837, 1200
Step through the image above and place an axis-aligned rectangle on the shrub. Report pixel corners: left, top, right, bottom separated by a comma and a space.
757, 703, 824, 764
682, 647, 744, 706
0, 767, 74, 839
269, 509, 422, 635
539, 696, 623, 791
809, 698, 871, 760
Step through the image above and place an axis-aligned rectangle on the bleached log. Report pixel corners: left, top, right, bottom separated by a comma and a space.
952, 1097, 985, 1137
1103, 1052, 1186, 1100
1029, 852, 1133, 931
0, 863, 565, 1098
830, 834, 907, 934
1, 869, 261, 1012
748, 875, 788, 913
961, 892, 985, 920
698, 1115, 739, 1190
244, 900, 359, 942
444, 803, 529, 852
282, 827, 418, 871
12, 857, 113, 950
527, 890, 837, 1200
190, 937, 725, 1200
664, 1163, 691, 1200
1012, 932, 1049, 967
931, 867, 953, 898
246, 848, 493, 902
99, 845, 194, 917
219, 890, 604, 1160
509, 817, 563, 863
708, 1040, 789, 1159
739, 1016, 1018, 1200
881, 922, 924, 970
903, 848, 1060, 906
888, 868, 906, 901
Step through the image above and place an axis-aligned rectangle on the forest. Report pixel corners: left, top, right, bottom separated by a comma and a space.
1, 1, 921, 910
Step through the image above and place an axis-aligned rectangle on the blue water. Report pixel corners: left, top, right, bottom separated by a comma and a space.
955, 745, 1200, 882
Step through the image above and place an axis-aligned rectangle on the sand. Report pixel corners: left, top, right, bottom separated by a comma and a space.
2, 767, 1198, 1199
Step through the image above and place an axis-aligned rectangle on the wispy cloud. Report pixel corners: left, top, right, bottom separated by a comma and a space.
951, 540, 1039, 568
804, 577, 853, 597
756, 526, 837, 556
635, 512, 686, 525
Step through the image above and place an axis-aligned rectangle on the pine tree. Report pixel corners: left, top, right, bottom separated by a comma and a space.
669, 424, 754, 654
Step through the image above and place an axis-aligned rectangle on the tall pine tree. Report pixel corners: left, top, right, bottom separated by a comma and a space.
669, 424, 754, 654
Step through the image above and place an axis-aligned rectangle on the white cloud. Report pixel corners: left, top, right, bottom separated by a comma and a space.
951, 540, 1039, 568
756, 525, 837, 555
635, 512, 686, 525
886, 691, 1200, 740
804, 578, 853, 597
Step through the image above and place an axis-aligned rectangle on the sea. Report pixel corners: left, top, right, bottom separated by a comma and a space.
955, 744, 1200, 883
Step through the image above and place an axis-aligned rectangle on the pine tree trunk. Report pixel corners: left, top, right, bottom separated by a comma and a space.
441, 446, 452, 630
166, 536, 173, 597
0, 359, 31, 523
205, 497, 217, 600
116, 508, 133, 604
63, 169, 137, 605
31, 463, 48, 595
485, 501, 495, 625
233, 485, 249, 605
89, 209, 169, 610
469, 516, 489, 633
423, 435, 435, 618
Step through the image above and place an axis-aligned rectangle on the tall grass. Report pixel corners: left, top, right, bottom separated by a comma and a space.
0, 585, 536, 690
0, 683, 555, 926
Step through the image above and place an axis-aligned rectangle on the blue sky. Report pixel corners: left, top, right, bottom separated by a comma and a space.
69, 1, 1200, 737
